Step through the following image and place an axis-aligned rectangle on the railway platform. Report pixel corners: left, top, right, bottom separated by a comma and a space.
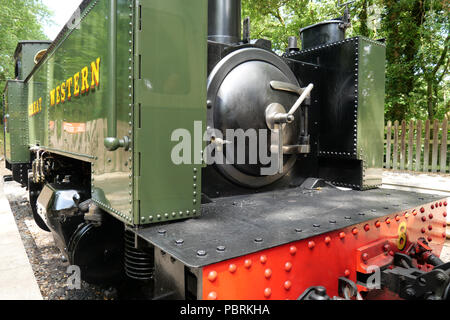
0, 174, 42, 300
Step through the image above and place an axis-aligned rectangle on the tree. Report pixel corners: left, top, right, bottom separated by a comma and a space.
242, 0, 342, 52
416, 1, 449, 120
0, 0, 51, 91
242, 0, 449, 121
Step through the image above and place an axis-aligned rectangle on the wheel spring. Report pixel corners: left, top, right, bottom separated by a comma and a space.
124, 231, 153, 281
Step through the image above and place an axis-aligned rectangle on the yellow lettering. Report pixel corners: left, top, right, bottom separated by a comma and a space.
61, 82, 66, 103
91, 57, 100, 88
29, 98, 43, 116
74, 72, 80, 97
81, 66, 89, 93
56, 86, 61, 105
50, 89, 55, 106
66, 77, 73, 100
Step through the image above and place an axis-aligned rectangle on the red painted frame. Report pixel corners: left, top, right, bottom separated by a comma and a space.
202, 200, 447, 300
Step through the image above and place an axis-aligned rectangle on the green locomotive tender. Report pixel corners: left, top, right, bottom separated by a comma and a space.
3, 0, 449, 300
4, 0, 207, 286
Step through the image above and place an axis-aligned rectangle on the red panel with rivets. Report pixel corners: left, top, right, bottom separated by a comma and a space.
202, 200, 447, 300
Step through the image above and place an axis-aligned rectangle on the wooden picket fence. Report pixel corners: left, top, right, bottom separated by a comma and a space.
385, 119, 449, 173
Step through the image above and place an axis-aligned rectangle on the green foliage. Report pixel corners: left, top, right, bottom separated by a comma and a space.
0, 1, 447, 121
242, 0, 342, 52
242, 0, 449, 121
381, 0, 449, 121
0, 0, 51, 90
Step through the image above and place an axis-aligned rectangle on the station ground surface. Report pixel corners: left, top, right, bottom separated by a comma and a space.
0, 165, 42, 300
0, 161, 449, 300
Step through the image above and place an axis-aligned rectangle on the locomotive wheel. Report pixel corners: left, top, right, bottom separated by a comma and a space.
28, 175, 50, 232
68, 221, 124, 285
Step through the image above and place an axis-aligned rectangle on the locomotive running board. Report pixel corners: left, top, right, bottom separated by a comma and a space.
137, 187, 446, 268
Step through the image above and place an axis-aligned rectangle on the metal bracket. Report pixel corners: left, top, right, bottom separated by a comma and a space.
338, 277, 363, 300
382, 252, 450, 300
104, 136, 131, 152
265, 83, 314, 174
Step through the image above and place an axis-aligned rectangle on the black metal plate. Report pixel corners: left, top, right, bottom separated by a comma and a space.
287, 37, 359, 158
137, 187, 443, 268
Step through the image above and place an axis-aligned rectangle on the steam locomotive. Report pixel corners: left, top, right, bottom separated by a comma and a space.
2, 0, 449, 300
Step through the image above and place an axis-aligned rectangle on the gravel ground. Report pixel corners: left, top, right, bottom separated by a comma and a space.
0, 162, 113, 300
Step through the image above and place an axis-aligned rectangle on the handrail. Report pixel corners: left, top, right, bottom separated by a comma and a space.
104, 0, 130, 152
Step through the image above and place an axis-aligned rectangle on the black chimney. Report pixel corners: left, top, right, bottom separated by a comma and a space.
208, 0, 242, 44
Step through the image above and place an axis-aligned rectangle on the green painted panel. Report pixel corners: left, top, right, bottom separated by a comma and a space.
3, 81, 29, 163
26, 0, 134, 224
135, 0, 207, 224
357, 37, 386, 188
16, 42, 52, 81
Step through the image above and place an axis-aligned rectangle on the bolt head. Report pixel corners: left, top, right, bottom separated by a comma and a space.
228, 264, 237, 273
284, 281, 292, 291
436, 273, 447, 283
406, 288, 415, 297
289, 246, 297, 255
207, 292, 217, 300
208, 271, 218, 282
197, 250, 207, 257
260, 255, 267, 264
285, 262, 293, 272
